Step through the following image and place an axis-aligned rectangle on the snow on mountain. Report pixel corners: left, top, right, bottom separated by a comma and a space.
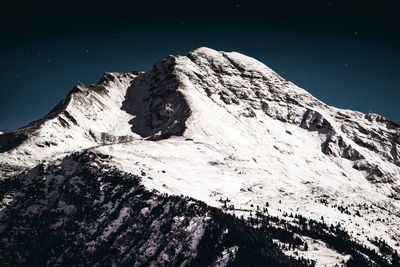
0, 151, 314, 266
96, 48, 400, 253
1, 47, 400, 265
0, 72, 139, 177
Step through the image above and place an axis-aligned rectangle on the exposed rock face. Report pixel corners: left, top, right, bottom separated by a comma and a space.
1, 47, 400, 265
122, 56, 191, 140
178, 48, 400, 190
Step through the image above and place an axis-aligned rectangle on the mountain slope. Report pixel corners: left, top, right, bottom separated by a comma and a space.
0, 151, 307, 266
1, 47, 399, 265
1, 151, 397, 266
0, 72, 139, 177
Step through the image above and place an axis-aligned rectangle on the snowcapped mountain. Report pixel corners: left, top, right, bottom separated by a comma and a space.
1, 47, 399, 266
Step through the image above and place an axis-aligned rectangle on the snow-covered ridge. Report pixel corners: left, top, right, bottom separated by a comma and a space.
2, 47, 399, 182
1, 47, 400, 259
174, 47, 400, 194
0, 71, 139, 175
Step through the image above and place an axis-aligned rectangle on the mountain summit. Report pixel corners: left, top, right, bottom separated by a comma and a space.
1, 48, 400, 266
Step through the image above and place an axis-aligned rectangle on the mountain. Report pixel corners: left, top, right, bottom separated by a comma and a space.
1, 47, 399, 266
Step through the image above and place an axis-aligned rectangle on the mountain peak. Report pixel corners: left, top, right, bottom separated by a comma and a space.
1, 48, 400, 265
188, 47, 223, 60
188, 47, 279, 75
1, 48, 399, 182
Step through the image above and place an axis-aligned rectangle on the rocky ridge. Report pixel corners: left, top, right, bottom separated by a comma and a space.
1, 47, 400, 265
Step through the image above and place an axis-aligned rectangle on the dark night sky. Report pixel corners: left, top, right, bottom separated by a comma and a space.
1, 0, 399, 132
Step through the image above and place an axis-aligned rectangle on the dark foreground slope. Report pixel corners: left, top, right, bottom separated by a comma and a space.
0, 151, 307, 266
0, 151, 398, 266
